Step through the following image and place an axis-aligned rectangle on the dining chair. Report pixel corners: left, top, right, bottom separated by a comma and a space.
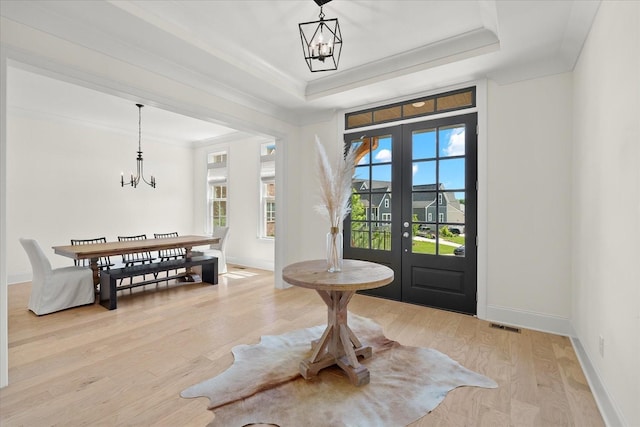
117, 234, 156, 285
153, 232, 186, 260
154, 232, 186, 280
195, 226, 230, 274
70, 237, 114, 271
20, 238, 95, 315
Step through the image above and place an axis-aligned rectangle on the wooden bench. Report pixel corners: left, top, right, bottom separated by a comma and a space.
99, 255, 218, 310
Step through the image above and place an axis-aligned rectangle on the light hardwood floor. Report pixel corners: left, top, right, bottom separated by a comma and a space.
1, 266, 604, 426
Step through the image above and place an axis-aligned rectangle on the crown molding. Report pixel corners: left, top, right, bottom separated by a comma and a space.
304, 27, 500, 101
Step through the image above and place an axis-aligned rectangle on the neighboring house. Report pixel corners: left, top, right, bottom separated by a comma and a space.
352, 180, 392, 223
353, 181, 465, 232
412, 184, 465, 232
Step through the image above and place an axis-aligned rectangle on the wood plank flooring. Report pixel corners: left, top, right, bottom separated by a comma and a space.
1, 266, 604, 426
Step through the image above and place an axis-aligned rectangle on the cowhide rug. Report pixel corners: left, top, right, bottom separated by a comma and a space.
181, 314, 497, 427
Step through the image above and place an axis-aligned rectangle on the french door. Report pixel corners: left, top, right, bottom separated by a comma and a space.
344, 113, 477, 314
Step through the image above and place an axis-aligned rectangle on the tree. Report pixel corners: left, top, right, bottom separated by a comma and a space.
350, 191, 366, 221
349, 192, 368, 248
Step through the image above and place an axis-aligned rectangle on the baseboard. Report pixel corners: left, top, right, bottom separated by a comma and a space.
571, 337, 626, 427
485, 304, 576, 336
7, 273, 30, 285
226, 256, 274, 272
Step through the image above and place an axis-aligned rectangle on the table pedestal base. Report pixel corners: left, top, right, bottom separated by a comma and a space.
299, 290, 372, 386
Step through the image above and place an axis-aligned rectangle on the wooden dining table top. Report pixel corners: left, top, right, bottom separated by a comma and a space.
52, 235, 220, 260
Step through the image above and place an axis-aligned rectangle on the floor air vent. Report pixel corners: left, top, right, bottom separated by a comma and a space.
490, 323, 521, 333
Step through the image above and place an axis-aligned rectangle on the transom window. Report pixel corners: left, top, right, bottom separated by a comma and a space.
345, 87, 475, 130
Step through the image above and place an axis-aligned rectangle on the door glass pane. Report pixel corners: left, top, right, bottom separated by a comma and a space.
351, 193, 369, 220
438, 224, 464, 256
412, 192, 437, 223
372, 224, 392, 250
412, 161, 436, 186
412, 129, 436, 159
371, 136, 392, 164
350, 221, 369, 249
412, 225, 436, 254
354, 165, 369, 184
439, 158, 465, 189
439, 125, 466, 157
353, 138, 371, 164
371, 164, 392, 185
438, 195, 466, 227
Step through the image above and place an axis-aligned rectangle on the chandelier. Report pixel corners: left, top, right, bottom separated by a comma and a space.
299, 0, 343, 72
121, 103, 156, 188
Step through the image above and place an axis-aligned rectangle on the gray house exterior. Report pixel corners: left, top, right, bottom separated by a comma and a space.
352, 181, 465, 231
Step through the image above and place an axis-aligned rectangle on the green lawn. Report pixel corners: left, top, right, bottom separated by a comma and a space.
412, 232, 464, 254
351, 233, 465, 254
412, 240, 458, 255
441, 235, 465, 245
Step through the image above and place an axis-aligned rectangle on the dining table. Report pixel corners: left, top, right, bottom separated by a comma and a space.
282, 259, 394, 386
52, 234, 220, 286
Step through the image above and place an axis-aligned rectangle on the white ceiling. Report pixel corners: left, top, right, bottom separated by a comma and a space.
1, 0, 600, 143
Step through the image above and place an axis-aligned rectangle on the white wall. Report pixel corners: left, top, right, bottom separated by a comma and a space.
572, 1, 640, 426
6, 112, 195, 282
289, 116, 344, 263
193, 137, 275, 271
486, 74, 574, 334
294, 78, 575, 335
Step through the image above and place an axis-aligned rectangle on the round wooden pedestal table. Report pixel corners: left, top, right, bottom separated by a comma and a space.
282, 259, 394, 386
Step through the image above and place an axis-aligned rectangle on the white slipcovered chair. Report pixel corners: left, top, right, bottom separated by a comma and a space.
20, 238, 95, 315
196, 227, 230, 274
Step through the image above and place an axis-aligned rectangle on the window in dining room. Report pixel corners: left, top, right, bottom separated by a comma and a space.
260, 142, 276, 238
207, 150, 228, 234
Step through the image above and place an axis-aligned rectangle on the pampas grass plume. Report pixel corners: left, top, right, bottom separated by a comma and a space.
315, 135, 356, 229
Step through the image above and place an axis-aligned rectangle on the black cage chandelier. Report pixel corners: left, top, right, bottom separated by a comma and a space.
121, 103, 156, 188
299, 0, 342, 72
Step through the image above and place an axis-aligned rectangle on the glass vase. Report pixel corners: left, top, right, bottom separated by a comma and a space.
326, 227, 343, 272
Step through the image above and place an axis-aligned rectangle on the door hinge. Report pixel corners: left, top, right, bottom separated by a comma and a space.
476, 236, 478, 247
476, 124, 479, 135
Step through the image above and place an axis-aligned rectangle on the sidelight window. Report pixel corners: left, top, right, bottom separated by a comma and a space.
207, 150, 228, 233
260, 142, 276, 238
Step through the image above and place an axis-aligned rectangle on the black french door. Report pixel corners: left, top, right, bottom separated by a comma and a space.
344, 113, 477, 314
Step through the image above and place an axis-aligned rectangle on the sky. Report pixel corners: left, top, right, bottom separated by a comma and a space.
353, 125, 466, 199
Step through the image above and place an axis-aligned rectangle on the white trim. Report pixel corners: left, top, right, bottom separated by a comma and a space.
226, 256, 274, 272
571, 338, 626, 427
485, 304, 576, 337
0, 48, 8, 389
476, 79, 488, 320
273, 137, 288, 289
7, 274, 31, 285
307, 28, 499, 101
